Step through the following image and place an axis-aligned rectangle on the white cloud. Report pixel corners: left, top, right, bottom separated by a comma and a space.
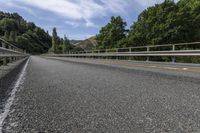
136, 0, 180, 7
0, 1, 35, 15
85, 19, 98, 28
0, 0, 180, 28
135, 0, 163, 7
65, 19, 98, 28
68, 33, 94, 40
65, 20, 79, 27
100, 0, 129, 15
18, 0, 106, 27
0, 0, 132, 27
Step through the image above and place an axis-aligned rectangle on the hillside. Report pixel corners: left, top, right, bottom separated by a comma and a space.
70, 40, 83, 45
76, 36, 97, 50
0, 12, 52, 54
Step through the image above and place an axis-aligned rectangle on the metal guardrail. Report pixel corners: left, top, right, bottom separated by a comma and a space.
46, 42, 200, 62
0, 38, 28, 65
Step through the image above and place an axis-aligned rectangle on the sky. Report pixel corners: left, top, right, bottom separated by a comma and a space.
0, 0, 178, 40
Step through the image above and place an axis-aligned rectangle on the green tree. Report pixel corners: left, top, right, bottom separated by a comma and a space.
50, 27, 59, 53
0, 18, 18, 32
62, 35, 71, 53
4, 30, 9, 40
16, 35, 30, 52
127, 0, 178, 46
96, 16, 127, 49
9, 31, 16, 42
126, 0, 200, 47
0, 12, 52, 54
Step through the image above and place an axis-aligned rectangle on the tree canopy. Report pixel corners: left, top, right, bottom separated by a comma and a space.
96, 0, 200, 48
0, 12, 51, 54
96, 16, 128, 49
48, 28, 82, 54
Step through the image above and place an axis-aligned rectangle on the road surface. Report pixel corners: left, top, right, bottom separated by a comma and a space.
1, 56, 200, 132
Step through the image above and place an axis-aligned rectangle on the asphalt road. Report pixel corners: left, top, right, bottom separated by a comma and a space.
1, 56, 200, 132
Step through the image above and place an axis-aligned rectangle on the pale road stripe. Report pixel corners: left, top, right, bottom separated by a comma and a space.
0, 58, 29, 133
149, 66, 157, 68
182, 68, 189, 70
161, 67, 178, 70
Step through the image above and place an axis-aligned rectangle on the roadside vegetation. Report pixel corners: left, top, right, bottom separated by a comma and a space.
96, 0, 200, 48
0, 12, 81, 54
48, 27, 82, 54
0, 12, 51, 54
96, 0, 200, 63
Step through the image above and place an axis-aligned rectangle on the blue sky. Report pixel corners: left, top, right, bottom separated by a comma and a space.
0, 0, 177, 40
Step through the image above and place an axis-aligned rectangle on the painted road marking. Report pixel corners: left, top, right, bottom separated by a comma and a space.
182, 68, 188, 70
94, 60, 200, 73
49, 57, 200, 73
163, 67, 178, 70
0, 58, 29, 133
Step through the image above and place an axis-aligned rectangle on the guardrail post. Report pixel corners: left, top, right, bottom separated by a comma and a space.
129, 48, 132, 53
116, 49, 118, 60
129, 48, 132, 60
146, 46, 150, 62
3, 57, 7, 65
1, 42, 7, 65
0, 38, 28, 66
2, 42, 6, 48
9, 46, 13, 63
172, 45, 176, 63
97, 50, 99, 59
105, 49, 108, 59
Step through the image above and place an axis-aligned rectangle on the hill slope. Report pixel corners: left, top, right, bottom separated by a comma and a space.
76, 36, 97, 50
70, 40, 83, 45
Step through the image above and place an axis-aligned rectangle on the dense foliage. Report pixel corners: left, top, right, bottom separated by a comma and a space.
96, 0, 200, 48
48, 28, 82, 54
0, 12, 82, 54
0, 12, 52, 54
96, 16, 128, 49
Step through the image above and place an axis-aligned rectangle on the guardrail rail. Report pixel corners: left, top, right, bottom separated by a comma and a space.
0, 38, 28, 66
46, 42, 200, 63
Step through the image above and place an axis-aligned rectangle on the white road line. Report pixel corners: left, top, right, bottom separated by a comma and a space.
149, 66, 157, 68
0, 58, 29, 133
163, 67, 178, 70
182, 68, 189, 70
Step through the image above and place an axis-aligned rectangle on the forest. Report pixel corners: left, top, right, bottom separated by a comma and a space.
96, 0, 200, 49
97, 0, 200, 48
95, 0, 200, 63
0, 12, 52, 54
0, 11, 83, 54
